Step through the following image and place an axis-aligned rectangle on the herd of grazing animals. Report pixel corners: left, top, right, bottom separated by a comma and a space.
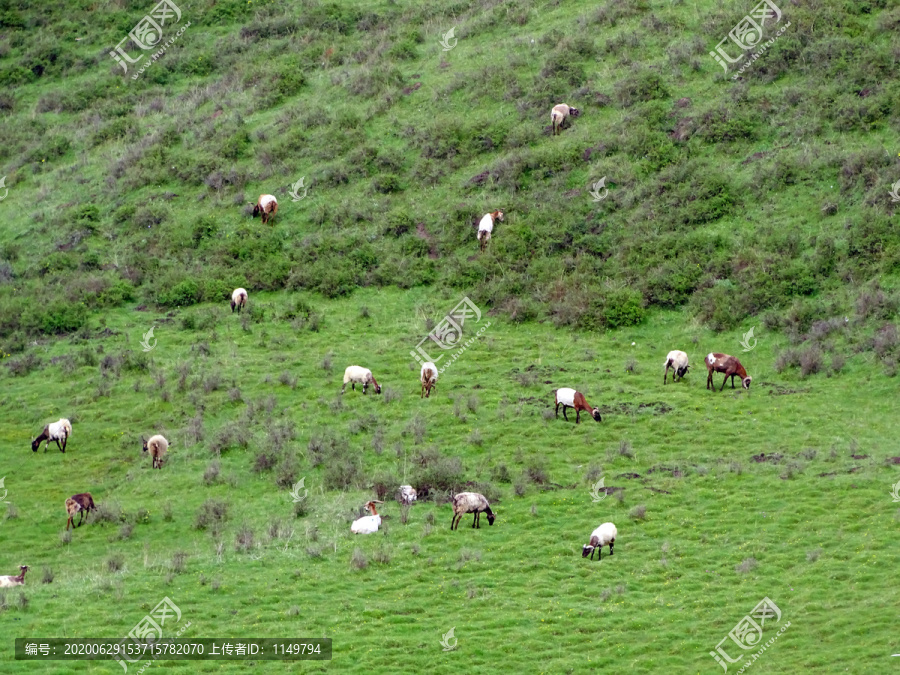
7, 104, 757, 582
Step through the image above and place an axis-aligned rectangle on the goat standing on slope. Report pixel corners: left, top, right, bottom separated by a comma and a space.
550, 103, 580, 135
554, 388, 602, 424
663, 350, 690, 384
65, 492, 96, 530
32, 418, 72, 453
450, 492, 495, 530
420, 362, 438, 398
706, 353, 752, 391
582, 522, 617, 561
477, 210, 503, 252
251, 194, 278, 225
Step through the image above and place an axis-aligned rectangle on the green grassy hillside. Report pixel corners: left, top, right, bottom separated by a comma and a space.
0, 0, 899, 673
1, 289, 899, 673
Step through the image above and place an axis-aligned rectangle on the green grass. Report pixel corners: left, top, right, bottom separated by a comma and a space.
1, 288, 898, 673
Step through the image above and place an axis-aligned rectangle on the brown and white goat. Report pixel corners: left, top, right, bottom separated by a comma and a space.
706, 353, 752, 391
550, 103, 581, 135
251, 194, 278, 224
32, 418, 72, 453
554, 388, 602, 423
477, 210, 503, 252
0, 566, 29, 587
65, 492, 96, 530
420, 362, 438, 398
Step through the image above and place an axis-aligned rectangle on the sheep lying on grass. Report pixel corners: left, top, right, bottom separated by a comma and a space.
0, 566, 29, 587
351, 501, 384, 534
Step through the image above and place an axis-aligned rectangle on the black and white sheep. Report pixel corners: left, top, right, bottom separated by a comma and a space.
341, 366, 381, 395
450, 492, 495, 530
582, 522, 617, 560
31, 418, 72, 453
663, 350, 690, 384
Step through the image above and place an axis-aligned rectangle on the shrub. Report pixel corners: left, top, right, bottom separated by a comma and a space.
629, 504, 647, 520
195, 499, 228, 532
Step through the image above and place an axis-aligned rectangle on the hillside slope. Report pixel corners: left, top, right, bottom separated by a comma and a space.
0, 0, 898, 351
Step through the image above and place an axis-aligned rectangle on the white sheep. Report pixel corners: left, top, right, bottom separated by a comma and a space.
450, 492, 495, 530
550, 103, 580, 135
420, 362, 438, 398
350, 500, 384, 534
31, 418, 72, 453
663, 350, 690, 384
399, 485, 417, 505
582, 522, 617, 561
141, 434, 169, 469
477, 210, 503, 252
231, 288, 248, 313
252, 194, 278, 224
0, 566, 29, 587
341, 365, 382, 395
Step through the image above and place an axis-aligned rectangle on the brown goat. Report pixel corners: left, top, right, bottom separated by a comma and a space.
65, 492, 96, 530
706, 352, 752, 391
420, 363, 437, 398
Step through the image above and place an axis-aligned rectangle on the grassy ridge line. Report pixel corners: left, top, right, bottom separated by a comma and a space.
0, 288, 898, 672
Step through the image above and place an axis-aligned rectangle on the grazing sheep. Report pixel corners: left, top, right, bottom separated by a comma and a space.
350, 500, 384, 534
0, 566, 29, 587
231, 287, 248, 314
141, 434, 169, 469
399, 485, 417, 505
554, 388, 602, 424
477, 210, 503, 252
706, 353, 751, 391
341, 365, 382, 395
582, 522, 617, 561
550, 103, 581, 135
31, 418, 72, 453
251, 194, 278, 225
420, 362, 438, 398
663, 350, 691, 384
450, 492, 495, 530
65, 492, 96, 530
